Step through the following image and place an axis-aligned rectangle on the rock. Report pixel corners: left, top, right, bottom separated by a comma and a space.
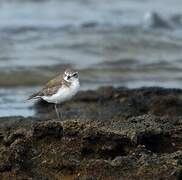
3, 129, 27, 146
143, 12, 172, 29
170, 14, 182, 25
0, 87, 181, 179
32, 121, 63, 139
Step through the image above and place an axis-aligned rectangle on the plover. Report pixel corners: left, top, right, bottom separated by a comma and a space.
28, 68, 80, 119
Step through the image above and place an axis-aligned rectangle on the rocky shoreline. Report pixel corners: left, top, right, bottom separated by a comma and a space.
0, 86, 182, 179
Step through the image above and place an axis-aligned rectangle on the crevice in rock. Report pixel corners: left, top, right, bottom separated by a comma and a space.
81, 135, 133, 160
137, 133, 178, 154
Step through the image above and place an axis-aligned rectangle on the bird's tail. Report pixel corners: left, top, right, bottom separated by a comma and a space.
27, 92, 41, 100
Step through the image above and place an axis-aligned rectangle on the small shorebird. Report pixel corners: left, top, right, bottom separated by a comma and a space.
28, 68, 80, 119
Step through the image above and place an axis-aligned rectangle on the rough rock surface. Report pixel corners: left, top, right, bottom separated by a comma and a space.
0, 87, 182, 179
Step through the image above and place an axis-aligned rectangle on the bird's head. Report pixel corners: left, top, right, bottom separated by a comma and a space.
63, 68, 79, 83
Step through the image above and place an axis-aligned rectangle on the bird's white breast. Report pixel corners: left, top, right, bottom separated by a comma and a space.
42, 80, 80, 104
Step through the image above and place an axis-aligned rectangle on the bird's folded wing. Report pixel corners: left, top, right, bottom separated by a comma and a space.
41, 85, 61, 96
28, 84, 63, 100
28, 74, 65, 100
45, 74, 63, 87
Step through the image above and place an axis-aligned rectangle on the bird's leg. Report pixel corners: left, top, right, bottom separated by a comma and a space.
59, 104, 63, 120
54, 104, 63, 120
54, 104, 60, 120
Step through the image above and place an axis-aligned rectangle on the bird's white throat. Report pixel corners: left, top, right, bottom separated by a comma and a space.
68, 79, 80, 95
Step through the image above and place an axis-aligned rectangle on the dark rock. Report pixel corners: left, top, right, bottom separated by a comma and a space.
143, 11, 172, 29
0, 87, 182, 179
3, 129, 27, 146
32, 121, 63, 139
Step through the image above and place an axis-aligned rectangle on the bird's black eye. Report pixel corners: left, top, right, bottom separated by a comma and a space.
67, 75, 71, 79
73, 73, 78, 77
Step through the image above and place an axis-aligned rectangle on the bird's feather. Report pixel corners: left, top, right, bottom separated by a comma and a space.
28, 75, 71, 100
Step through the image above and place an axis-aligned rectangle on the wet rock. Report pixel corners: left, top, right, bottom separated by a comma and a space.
8, 139, 30, 170
81, 21, 98, 28
51, 158, 80, 173
149, 95, 182, 116
0, 117, 181, 179
0, 87, 182, 179
81, 128, 134, 160
3, 129, 27, 146
32, 121, 63, 139
0, 138, 31, 173
111, 156, 136, 167
170, 14, 182, 25
143, 12, 172, 29
33, 86, 182, 121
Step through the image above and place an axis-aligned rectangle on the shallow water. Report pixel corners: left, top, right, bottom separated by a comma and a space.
0, 0, 182, 116
0, 87, 36, 117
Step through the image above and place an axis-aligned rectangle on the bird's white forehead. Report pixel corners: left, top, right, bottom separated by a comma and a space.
65, 72, 72, 76
64, 71, 77, 76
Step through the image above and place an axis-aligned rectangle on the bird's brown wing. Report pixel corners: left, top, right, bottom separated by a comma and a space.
28, 85, 61, 100
28, 75, 64, 100
28, 91, 41, 100
44, 74, 63, 88
41, 85, 61, 96
28, 73, 72, 100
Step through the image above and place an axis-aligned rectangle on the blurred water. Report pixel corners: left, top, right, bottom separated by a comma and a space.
0, 87, 35, 117
0, 0, 182, 116
0, 0, 182, 69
